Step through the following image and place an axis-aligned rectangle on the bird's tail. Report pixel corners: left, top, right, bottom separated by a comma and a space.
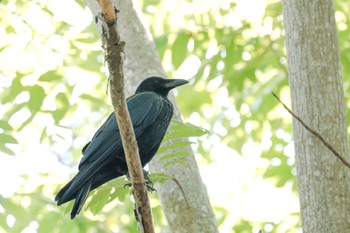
55, 169, 124, 218
55, 179, 74, 205
70, 180, 92, 219
55, 177, 93, 219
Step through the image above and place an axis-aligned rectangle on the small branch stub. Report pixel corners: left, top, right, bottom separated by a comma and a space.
97, 0, 116, 24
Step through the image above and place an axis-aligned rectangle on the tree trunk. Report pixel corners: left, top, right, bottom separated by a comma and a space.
282, 0, 350, 232
85, 0, 218, 232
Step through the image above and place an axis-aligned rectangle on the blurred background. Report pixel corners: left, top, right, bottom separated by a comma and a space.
1, 0, 350, 232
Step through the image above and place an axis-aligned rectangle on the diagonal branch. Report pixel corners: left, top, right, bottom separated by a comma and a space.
272, 92, 350, 169
97, 0, 154, 232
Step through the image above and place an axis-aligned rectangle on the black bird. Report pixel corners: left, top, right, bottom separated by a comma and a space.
55, 76, 188, 219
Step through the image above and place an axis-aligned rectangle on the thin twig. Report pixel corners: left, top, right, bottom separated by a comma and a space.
97, 1, 155, 232
272, 92, 350, 169
171, 177, 190, 208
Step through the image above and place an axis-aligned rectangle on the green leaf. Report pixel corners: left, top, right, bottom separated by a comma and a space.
38, 213, 63, 233
52, 92, 69, 122
159, 150, 189, 161
2, 77, 23, 104
208, 54, 221, 79
0, 198, 30, 232
157, 141, 193, 154
0, 133, 18, 144
149, 172, 171, 184
80, 94, 107, 106
265, 1, 282, 17
0, 213, 10, 232
0, 144, 15, 156
27, 85, 46, 113
87, 188, 111, 215
232, 220, 253, 233
155, 120, 207, 169
155, 35, 168, 60
0, 121, 13, 131
38, 70, 62, 82
166, 120, 209, 139
38, 211, 80, 233
63, 201, 74, 215
17, 115, 35, 131
109, 186, 129, 203
163, 159, 188, 168
213, 206, 230, 226
40, 126, 47, 144
194, 31, 209, 55
87, 177, 130, 214
171, 32, 189, 68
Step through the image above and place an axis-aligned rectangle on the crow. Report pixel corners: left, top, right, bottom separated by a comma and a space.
55, 76, 188, 219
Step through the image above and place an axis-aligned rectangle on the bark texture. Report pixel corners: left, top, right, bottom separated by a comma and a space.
85, 0, 218, 232
282, 0, 350, 232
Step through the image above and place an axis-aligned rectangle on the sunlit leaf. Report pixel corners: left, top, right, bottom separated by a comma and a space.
157, 141, 193, 154
39, 70, 62, 82
166, 120, 209, 139
171, 31, 189, 68
159, 150, 189, 161
109, 185, 130, 204
0, 133, 17, 155
2, 77, 23, 104
163, 159, 188, 168
0, 198, 30, 232
0, 144, 15, 156
155, 34, 168, 60
87, 188, 111, 215
86, 177, 130, 215
0, 133, 18, 144
149, 172, 171, 184
80, 93, 107, 106
27, 85, 46, 113
52, 92, 69, 122
0, 121, 13, 131
63, 201, 74, 215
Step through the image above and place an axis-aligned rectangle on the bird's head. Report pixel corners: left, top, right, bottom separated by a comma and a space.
135, 76, 189, 97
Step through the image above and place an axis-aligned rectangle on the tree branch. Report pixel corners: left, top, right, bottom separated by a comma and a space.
272, 92, 350, 169
96, 1, 154, 232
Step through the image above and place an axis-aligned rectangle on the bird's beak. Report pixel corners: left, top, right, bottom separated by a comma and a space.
163, 79, 189, 89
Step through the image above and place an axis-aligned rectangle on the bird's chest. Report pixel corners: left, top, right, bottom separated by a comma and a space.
137, 99, 173, 162
146, 100, 173, 138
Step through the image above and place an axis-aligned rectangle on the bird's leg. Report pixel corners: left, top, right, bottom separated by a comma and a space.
124, 173, 132, 188
123, 170, 157, 192
143, 170, 157, 193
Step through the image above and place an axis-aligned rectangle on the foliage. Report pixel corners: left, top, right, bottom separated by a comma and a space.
2, 0, 350, 232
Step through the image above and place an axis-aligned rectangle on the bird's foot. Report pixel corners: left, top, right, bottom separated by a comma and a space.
123, 170, 157, 193
143, 170, 157, 193
145, 178, 157, 193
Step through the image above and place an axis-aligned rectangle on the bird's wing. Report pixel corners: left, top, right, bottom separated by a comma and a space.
81, 113, 116, 155
77, 92, 163, 172
79, 113, 119, 168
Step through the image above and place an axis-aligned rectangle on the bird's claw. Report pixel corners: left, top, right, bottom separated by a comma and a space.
123, 181, 157, 193
145, 179, 157, 193
124, 170, 157, 193
124, 182, 132, 188
144, 170, 157, 193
